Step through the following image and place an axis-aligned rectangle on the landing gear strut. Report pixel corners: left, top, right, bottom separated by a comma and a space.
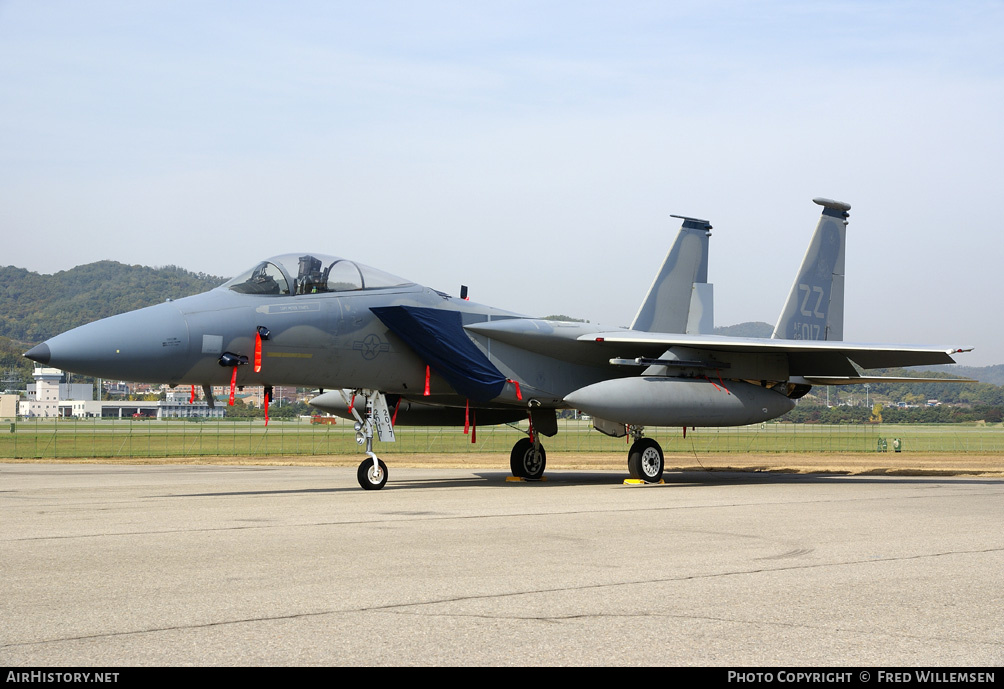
509, 403, 550, 481
627, 427, 664, 483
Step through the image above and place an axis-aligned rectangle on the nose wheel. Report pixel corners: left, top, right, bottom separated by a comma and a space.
358, 456, 388, 490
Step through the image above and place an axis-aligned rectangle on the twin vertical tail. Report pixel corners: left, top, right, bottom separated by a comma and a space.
771, 198, 850, 342
630, 215, 714, 334
632, 198, 848, 341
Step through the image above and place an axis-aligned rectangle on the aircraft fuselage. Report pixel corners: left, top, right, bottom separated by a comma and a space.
31, 281, 620, 410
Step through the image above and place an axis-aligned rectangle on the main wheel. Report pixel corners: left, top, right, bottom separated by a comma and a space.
510, 437, 546, 480
357, 457, 388, 490
628, 438, 664, 483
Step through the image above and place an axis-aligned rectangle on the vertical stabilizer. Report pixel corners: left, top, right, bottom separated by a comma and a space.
771, 198, 849, 341
631, 216, 714, 334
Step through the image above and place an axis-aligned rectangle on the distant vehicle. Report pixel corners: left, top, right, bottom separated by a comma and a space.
25, 198, 971, 489
310, 415, 337, 425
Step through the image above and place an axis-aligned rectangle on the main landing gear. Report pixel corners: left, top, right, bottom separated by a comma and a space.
508, 403, 553, 481
627, 427, 665, 483
510, 436, 546, 480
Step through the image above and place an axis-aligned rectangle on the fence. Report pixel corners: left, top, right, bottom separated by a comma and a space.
2, 418, 1003, 459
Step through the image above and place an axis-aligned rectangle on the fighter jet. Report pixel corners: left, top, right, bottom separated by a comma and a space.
25, 198, 971, 489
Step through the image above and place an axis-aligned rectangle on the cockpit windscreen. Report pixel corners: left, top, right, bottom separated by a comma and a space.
224, 254, 413, 296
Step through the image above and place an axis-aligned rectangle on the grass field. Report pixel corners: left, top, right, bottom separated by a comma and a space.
2, 417, 1002, 460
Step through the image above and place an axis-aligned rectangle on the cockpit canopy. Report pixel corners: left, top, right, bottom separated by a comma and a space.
223, 253, 414, 296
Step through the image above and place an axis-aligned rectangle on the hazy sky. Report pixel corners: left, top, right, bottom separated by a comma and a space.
2, 1, 1001, 365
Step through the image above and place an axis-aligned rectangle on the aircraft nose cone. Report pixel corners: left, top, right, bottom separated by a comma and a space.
23, 343, 51, 365
37, 302, 191, 382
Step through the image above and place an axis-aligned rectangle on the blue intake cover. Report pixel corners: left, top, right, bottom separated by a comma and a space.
370, 306, 506, 402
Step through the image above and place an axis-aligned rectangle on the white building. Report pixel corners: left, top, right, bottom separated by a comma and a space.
0, 394, 18, 420
85, 400, 223, 419
17, 368, 236, 419
19, 368, 93, 418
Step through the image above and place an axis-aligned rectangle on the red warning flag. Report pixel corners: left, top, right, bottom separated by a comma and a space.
717, 370, 730, 395
507, 379, 522, 400
229, 368, 237, 405
254, 332, 262, 373
392, 397, 401, 427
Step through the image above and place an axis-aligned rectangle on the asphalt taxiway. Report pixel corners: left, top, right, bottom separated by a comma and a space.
2, 463, 1002, 666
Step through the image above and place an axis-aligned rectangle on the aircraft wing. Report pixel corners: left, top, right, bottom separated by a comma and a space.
465, 319, 971, 375
578, 330, 972, 372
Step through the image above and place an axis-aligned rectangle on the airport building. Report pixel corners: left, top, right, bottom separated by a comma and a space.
13, 368, 305, 419
19, 367, 93, 418
16, 367, 226, 419
91, 399, 224, 419
0, 394, 18, 420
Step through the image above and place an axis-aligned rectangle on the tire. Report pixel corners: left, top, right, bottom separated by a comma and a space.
357, 457, 388, 490
510, 437, 546, 480
628, 438, 664, 483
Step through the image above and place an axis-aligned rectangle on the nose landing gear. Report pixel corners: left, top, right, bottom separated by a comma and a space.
341, 389, 395, 490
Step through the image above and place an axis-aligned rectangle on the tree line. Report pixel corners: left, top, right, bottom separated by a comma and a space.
783, 403, 1003, 425
0, 261, 225, 344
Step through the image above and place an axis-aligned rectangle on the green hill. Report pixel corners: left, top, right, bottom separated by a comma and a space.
713, 321, 773, 338
0, 261, 225, 343
923, 364, 1004, 387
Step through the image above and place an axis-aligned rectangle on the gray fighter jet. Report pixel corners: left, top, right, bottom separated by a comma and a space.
25, 198, 971, 489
